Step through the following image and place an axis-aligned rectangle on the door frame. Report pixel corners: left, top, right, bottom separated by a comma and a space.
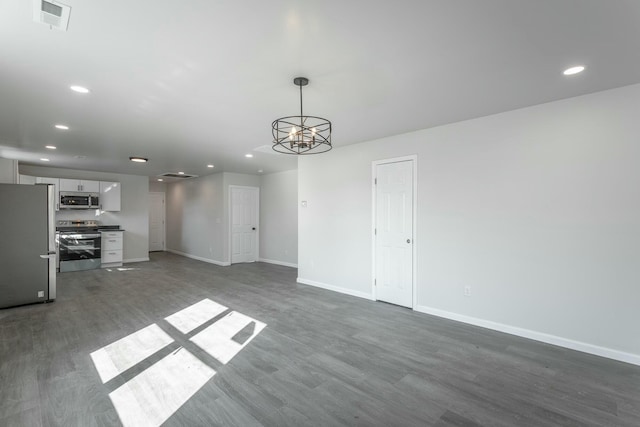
149, 192, 166, 251
228, 185, 260, 264
371, 155, 418, 308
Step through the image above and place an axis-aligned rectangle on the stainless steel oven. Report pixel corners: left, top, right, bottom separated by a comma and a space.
58, 232, 101, 272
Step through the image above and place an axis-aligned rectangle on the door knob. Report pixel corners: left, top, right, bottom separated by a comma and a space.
252, 227, 256, 230
407, 239, 411, 243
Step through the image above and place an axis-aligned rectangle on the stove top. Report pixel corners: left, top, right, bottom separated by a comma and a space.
56, 220, 120, 233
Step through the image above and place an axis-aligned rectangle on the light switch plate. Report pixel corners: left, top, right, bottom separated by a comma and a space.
38, 291, 44, 298
301, 201, 307, 208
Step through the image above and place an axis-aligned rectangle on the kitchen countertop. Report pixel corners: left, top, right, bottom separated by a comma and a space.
98, 225, 122, 231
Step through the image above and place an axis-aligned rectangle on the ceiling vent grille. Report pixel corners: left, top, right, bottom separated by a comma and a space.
159, 173, 199, 179
33, 0, 71, 31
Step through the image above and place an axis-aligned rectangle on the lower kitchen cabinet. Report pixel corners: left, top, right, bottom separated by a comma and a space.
101, 230, 123, 267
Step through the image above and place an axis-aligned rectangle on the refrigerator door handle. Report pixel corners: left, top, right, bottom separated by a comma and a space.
39, 253, 57, 301
47, 185, 56, 253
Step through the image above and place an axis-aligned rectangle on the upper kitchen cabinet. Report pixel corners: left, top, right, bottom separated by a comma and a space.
19, 175, 37, 185
100, 181, 121, 211
59, 179, 78, 192
35, 177, 60, 210
59, 179, 100, 193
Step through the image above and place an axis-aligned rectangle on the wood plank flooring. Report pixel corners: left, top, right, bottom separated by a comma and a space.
1, 252, 639, 426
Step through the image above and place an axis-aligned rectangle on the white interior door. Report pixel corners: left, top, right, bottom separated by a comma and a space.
149, 192, 165, 252
374, 159, 415, 308
230, 186, 259, 264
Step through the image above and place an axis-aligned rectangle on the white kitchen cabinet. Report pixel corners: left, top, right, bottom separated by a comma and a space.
100, 181, 121, 211
59, 178, 100, 193
19, 175, 37, 185
59, 179, 80, 192
101, 230, 123, 267
35, 177, 60, 210
82, 180, 100, 192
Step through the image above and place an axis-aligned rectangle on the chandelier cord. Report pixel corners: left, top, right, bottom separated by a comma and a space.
299, 82, 304, 130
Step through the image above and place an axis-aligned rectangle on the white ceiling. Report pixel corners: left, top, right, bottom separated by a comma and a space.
1, 0, 639, 180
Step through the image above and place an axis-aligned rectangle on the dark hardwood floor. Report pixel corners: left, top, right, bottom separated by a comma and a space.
1, 252, 639, 426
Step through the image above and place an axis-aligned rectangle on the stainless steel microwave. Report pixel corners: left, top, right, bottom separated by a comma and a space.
59, 192, 100, 209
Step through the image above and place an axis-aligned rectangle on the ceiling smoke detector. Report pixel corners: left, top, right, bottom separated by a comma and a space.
33, 0, 71, 31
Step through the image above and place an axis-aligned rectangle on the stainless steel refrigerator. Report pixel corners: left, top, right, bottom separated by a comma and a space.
0, 183, 57, 309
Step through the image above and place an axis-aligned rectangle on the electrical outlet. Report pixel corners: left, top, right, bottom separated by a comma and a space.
464, 286, 471, 297
38, 291, 44, 298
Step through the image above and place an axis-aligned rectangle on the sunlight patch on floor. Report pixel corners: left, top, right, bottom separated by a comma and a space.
90, 324, 174, 383
191, 311, 266, 364
90, 298, 267, 427
165, 298, 228, 334
109, 347, 215, 427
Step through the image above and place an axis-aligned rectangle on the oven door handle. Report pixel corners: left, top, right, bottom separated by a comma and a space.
59, 233, 102, 238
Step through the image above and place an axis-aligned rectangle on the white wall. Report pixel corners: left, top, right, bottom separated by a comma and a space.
259, 169, 298, 267
0, 157, 18, 183
20, 165, 150, 262
166, 173, 225, 263
298, 83, 640, 365
149, 181, 166, 192
165, 172, 261, 265
166, 171, 299, 267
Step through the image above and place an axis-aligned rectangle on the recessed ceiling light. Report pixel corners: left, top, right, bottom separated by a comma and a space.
157, 179, 163, 182
70, 85, 90, 94
45, 145, 57, 150
129, 156, 148, 163
563, 65, 585, 76
258, 169, 263, 173
207, 164, 214, 168
55, 124, 69, 130
178, 171, 185, 175
245, 154, 253, 158
40, 158, 50, 162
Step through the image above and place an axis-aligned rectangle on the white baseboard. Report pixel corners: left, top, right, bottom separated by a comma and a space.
258, 258, 298, 268
166, 249, 230, 267
414, 304, 640, 367
124, 257, 149, 263
296, 277, 374, 301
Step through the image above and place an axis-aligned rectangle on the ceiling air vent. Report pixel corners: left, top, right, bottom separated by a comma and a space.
33, 0, 71, 31
159, 173, 199, 179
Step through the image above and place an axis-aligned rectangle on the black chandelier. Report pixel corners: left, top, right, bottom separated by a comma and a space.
272, 77, 332, 155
